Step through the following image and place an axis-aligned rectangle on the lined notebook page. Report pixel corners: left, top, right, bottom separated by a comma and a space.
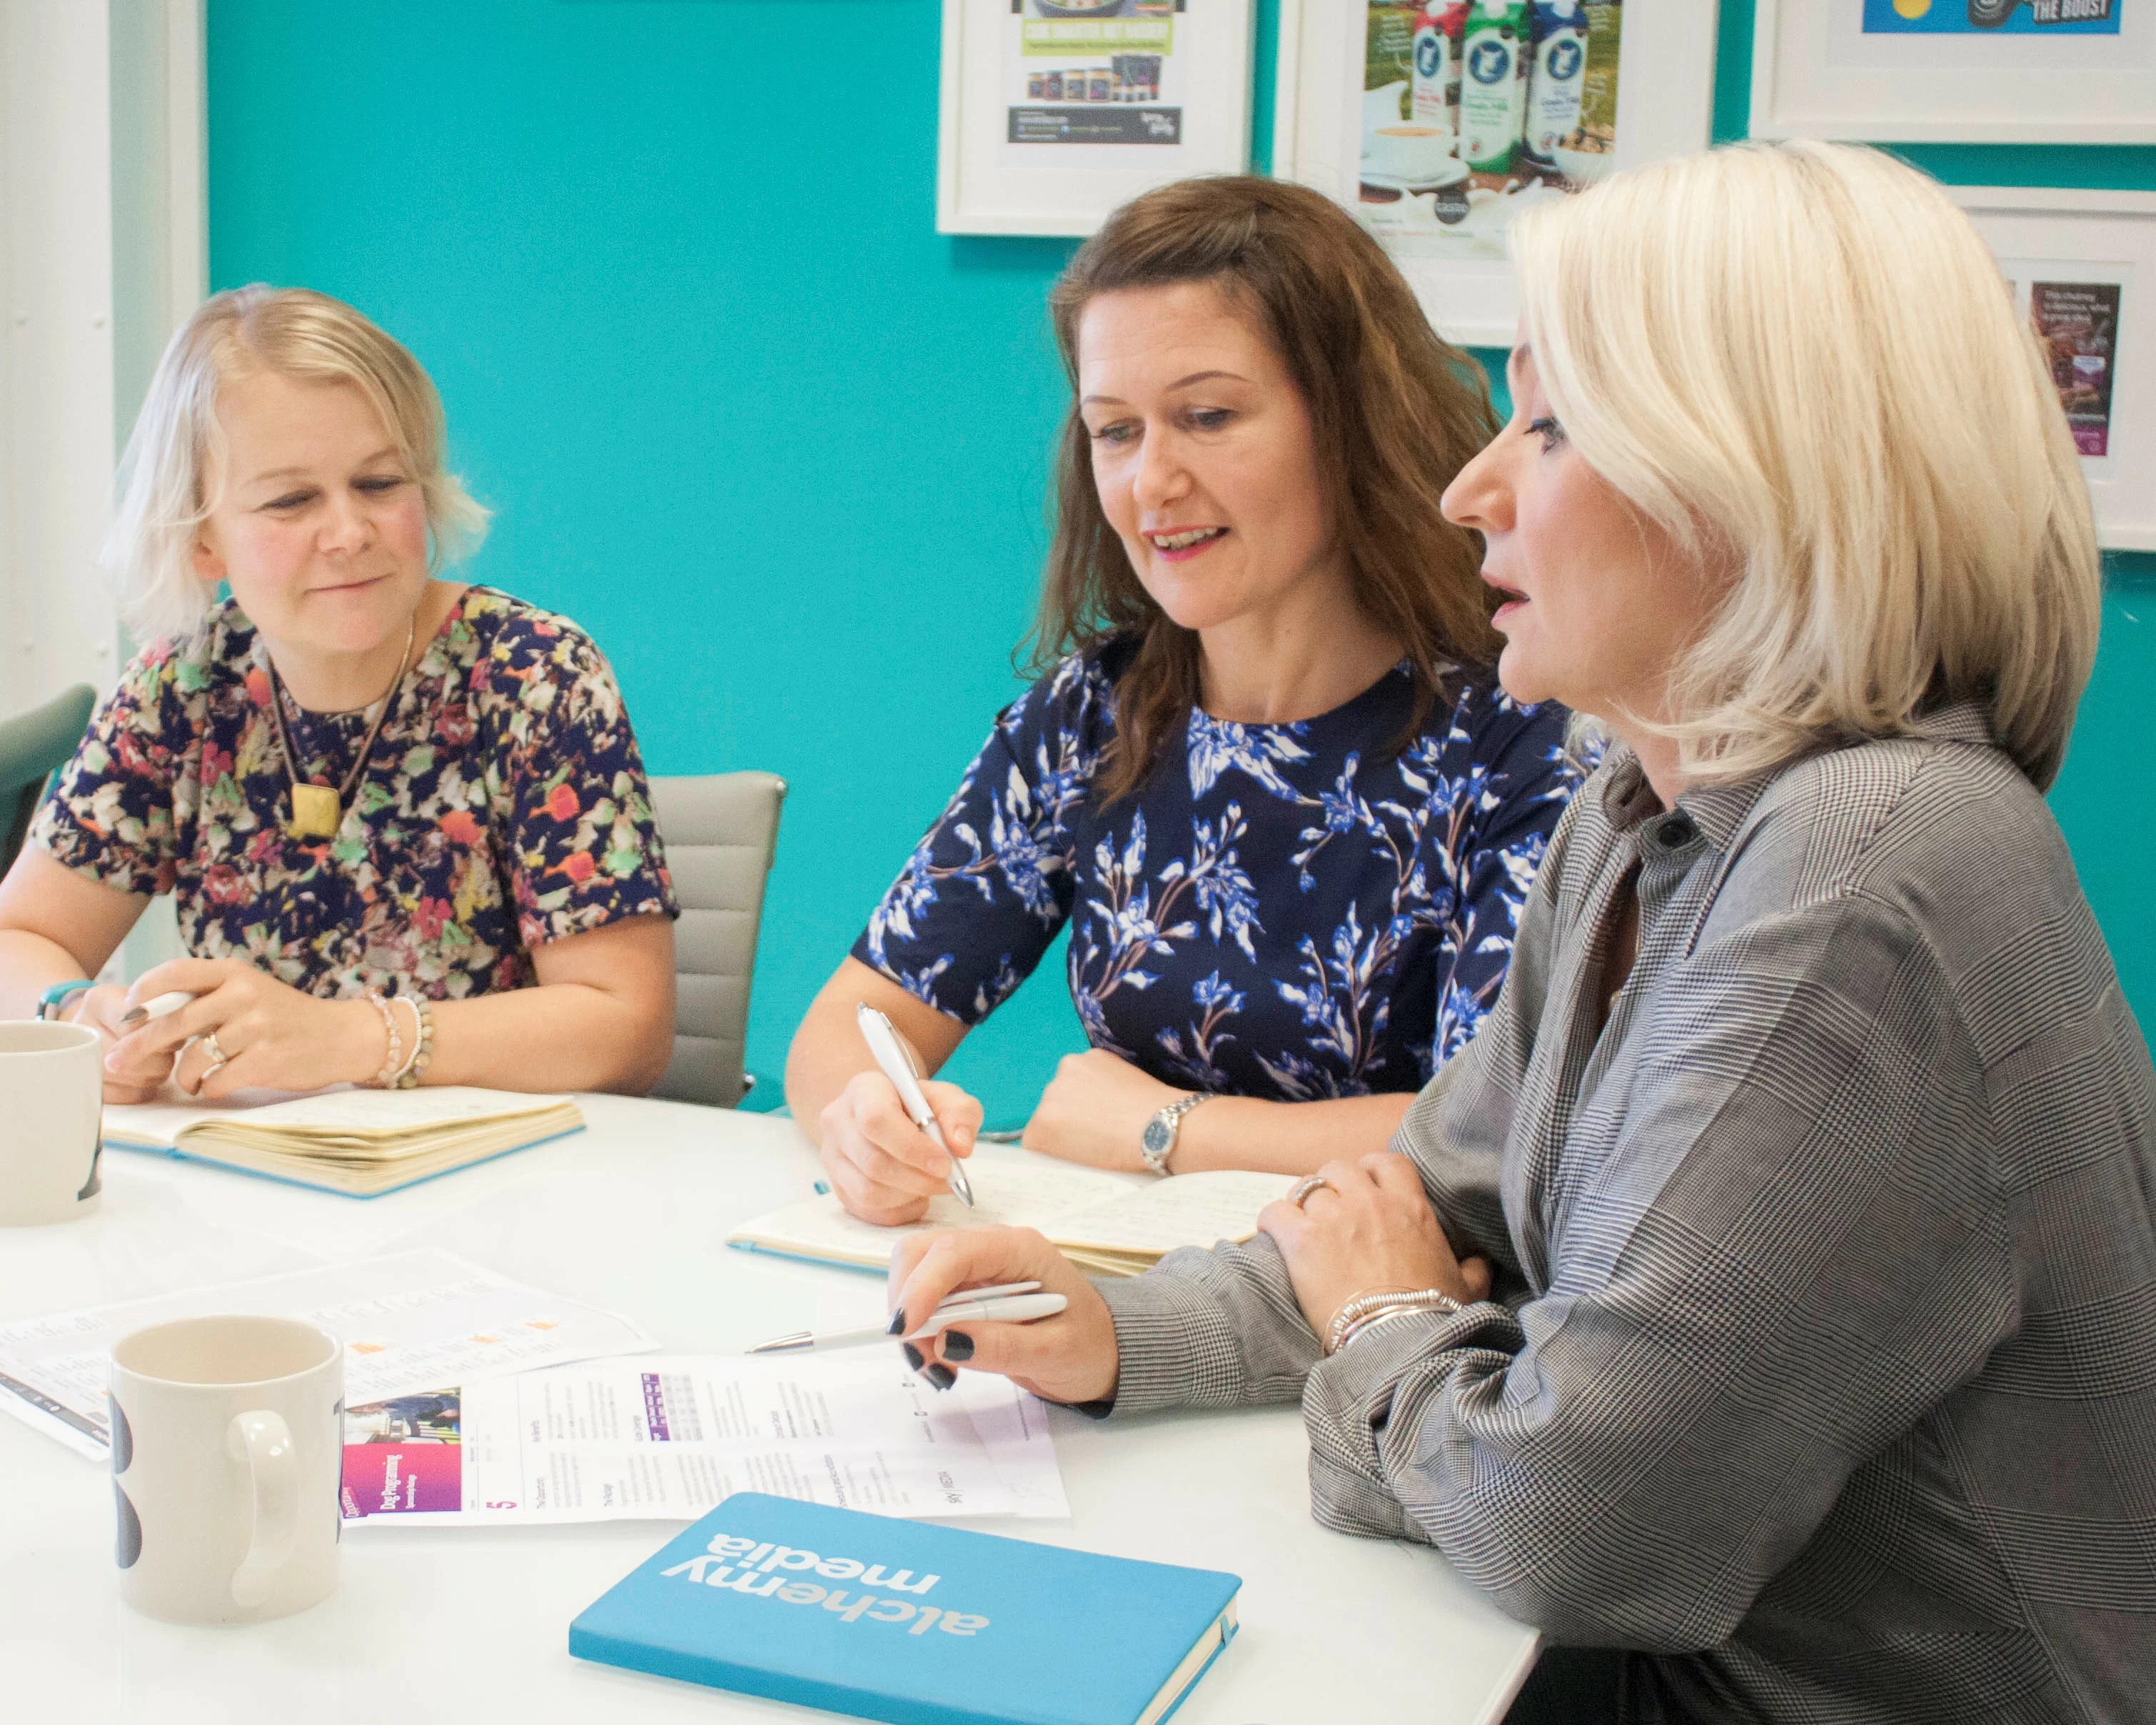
728, 1160, 1296, 1272
728, 1162, 1132, 1268
1046, 1170, 1297, 1254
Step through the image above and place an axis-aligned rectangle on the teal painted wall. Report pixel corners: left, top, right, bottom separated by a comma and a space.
206, 0, 2152, 1125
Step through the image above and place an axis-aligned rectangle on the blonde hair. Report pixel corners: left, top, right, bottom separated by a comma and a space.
105, 286, 490, 644
1508, 140, 2101, 791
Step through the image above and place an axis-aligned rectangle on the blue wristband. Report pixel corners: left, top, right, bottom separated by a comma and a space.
37, 979, 95, 1022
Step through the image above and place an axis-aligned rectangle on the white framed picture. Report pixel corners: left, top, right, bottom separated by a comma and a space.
1950, 186, 2156, 553
1274, 0, 1719, 348
937, 0, 1256, 236
1751, 0, 2155, 146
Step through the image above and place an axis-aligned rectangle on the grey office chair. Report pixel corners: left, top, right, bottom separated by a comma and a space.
1, 685, 96, 875
648, 770, 787, 1109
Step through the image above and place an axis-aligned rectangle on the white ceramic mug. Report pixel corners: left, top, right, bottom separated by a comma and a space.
109, 1315, 344, 1624
0, 1019, 104, 1225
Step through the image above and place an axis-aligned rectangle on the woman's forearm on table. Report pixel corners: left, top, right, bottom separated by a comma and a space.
424, 980, 673, 1094
0, 927, 100, 1019
1166, 1091, 1416, 1176
1092, 1230, 1321, 1417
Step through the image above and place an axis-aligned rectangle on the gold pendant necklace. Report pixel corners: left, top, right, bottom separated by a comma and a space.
268, 613, 418, 842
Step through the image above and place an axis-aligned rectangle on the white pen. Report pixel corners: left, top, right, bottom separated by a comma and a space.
119, 990, 197, 1027
746, 1287, 1067, 1355
856, 1002, 974, 1207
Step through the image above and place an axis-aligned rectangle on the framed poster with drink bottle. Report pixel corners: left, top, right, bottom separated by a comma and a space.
1948, 186, 2156, 552
1272, 0, 1721, 346
1751, 0, 2154, 146
938, 0, 1256, 235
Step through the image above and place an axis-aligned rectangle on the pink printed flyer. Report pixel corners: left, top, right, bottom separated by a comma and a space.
342, 1390, 465, 1517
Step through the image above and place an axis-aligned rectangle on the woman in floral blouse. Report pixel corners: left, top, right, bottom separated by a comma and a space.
0, 287, 676, 1101
787, 178, 1576, 1222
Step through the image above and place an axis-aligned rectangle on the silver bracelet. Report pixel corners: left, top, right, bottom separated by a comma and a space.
1323, 1287, 1463, 1357
1334, 1303, 1449, 1354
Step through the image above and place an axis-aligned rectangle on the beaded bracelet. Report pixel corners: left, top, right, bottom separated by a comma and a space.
384, 997, 420, 1086
1323, 1288, 1462, 1357
393, 995, 435, 1090
362, 988, 403, 1089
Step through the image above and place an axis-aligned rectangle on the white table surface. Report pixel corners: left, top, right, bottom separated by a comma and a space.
0, 1092, 1538, 1725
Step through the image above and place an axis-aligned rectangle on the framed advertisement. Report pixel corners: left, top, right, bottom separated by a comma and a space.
937, 0, 1256, 236
1950, 187, 2156, 552
1751, 0, 2155, 146
1273, 0, 1719, 348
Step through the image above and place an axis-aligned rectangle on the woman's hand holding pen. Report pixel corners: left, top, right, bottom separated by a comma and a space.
888, 1227, 1118, 1407
818, 1071, 982, 1226
51, 984, 166, 1104
105, 958, 389, 1100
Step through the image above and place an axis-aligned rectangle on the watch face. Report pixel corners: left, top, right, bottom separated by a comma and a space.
1142, 1118, 1172, 1156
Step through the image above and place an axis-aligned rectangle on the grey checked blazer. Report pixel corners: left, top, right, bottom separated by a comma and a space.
1095, 705, 2156, 1724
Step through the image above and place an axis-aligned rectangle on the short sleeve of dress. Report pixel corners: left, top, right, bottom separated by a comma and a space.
28, 643, 198, 897
850, 656, 1105, 1025
1426, 688, 1577, 1068
491, 620, 677, 949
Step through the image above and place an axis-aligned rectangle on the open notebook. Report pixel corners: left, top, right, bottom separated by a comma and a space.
727, 1157, 1298, 1278
101, 1087, 585, 1198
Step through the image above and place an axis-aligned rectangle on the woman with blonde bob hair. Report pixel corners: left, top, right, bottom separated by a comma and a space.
0, 287, 678, 1100
879, 143, 2155, 1722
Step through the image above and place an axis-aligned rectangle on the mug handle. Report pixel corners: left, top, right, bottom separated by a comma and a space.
226, 1409, 298, 1606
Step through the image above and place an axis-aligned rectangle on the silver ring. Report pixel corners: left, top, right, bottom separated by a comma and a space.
1287, 1175, 1333, 1208
200, 1032, 229, 1071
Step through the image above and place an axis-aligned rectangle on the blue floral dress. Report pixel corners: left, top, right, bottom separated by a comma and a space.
31, 585, 677, 1000
853, 643, 1577, 1100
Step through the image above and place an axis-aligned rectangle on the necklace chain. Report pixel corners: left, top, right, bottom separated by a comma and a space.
266, 613, 418, 840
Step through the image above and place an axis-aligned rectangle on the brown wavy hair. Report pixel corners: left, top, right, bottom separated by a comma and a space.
1029, 175, 1503, 803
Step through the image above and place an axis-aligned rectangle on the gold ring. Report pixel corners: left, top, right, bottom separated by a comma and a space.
1287, 1175, 1332, 1208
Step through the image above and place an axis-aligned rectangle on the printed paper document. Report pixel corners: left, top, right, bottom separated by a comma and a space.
0, 1249, 655, 1459
339, 1352, 1067, 1526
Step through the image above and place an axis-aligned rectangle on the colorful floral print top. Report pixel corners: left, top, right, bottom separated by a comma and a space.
31, 586, 677, 1000
852, 642, 1578, 1100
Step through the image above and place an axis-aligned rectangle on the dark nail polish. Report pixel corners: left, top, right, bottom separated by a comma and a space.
886, 1309, 907, 1337
925, 1364, 956, 1391
942, 1330, 975, 1362
902, 1343, 925, 1370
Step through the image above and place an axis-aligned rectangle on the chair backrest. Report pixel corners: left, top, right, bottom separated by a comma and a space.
0, 685, 96, 875
648, 770, 787, 1108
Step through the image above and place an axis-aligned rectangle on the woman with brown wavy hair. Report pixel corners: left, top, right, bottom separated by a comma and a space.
787, 176, 1576, 1224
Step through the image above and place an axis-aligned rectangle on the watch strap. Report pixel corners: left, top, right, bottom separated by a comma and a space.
1140, 1092, 1210, 1177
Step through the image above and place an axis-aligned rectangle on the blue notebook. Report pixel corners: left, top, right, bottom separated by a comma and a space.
568, 1493, 1242, 1725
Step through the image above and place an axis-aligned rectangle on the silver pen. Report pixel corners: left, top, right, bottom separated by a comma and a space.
119, 990, 197, 1027
747, 1283, 1064, 1354
856, 1002, 974, 1207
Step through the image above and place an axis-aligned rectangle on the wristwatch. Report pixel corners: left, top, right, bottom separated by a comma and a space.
1139, 1092, 1211, 1177
38, 980, 95, 1022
